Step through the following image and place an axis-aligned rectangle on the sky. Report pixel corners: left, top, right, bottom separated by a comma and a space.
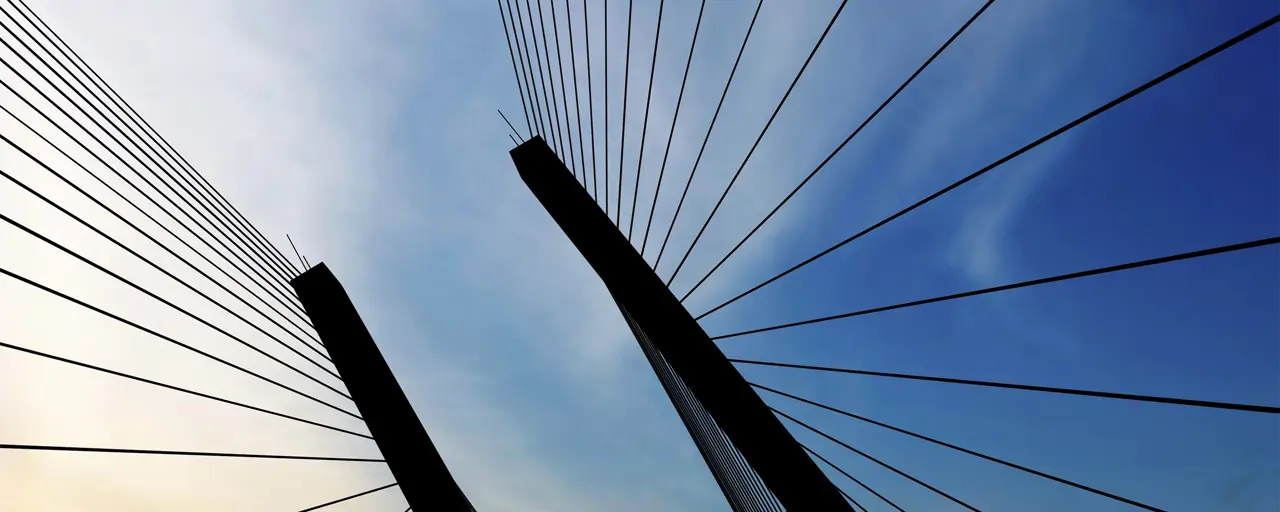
0, 0, 1276, 510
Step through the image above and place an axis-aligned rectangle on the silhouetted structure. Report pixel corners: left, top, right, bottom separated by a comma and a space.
293, 264, 475, 511
0, 0, 1277, 509
512, 136, 851, 510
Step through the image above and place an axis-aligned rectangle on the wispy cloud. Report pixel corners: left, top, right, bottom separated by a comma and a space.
0, 0, 1175, 509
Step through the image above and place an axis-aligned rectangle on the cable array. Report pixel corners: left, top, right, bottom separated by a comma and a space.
10, 0, 1275, 508
493, 1, 1280, 509
0, 0, 405, 507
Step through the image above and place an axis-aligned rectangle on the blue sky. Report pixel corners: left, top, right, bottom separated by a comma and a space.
1, 0, 1276, 510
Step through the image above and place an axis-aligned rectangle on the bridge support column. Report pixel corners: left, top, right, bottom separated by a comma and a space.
511, 136, 851, 510
292, 264, 474, 511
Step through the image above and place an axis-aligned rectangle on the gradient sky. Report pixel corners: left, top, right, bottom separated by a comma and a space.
0, 0, 1276, 510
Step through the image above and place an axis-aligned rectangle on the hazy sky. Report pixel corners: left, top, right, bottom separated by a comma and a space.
0, 0, 1276, 510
